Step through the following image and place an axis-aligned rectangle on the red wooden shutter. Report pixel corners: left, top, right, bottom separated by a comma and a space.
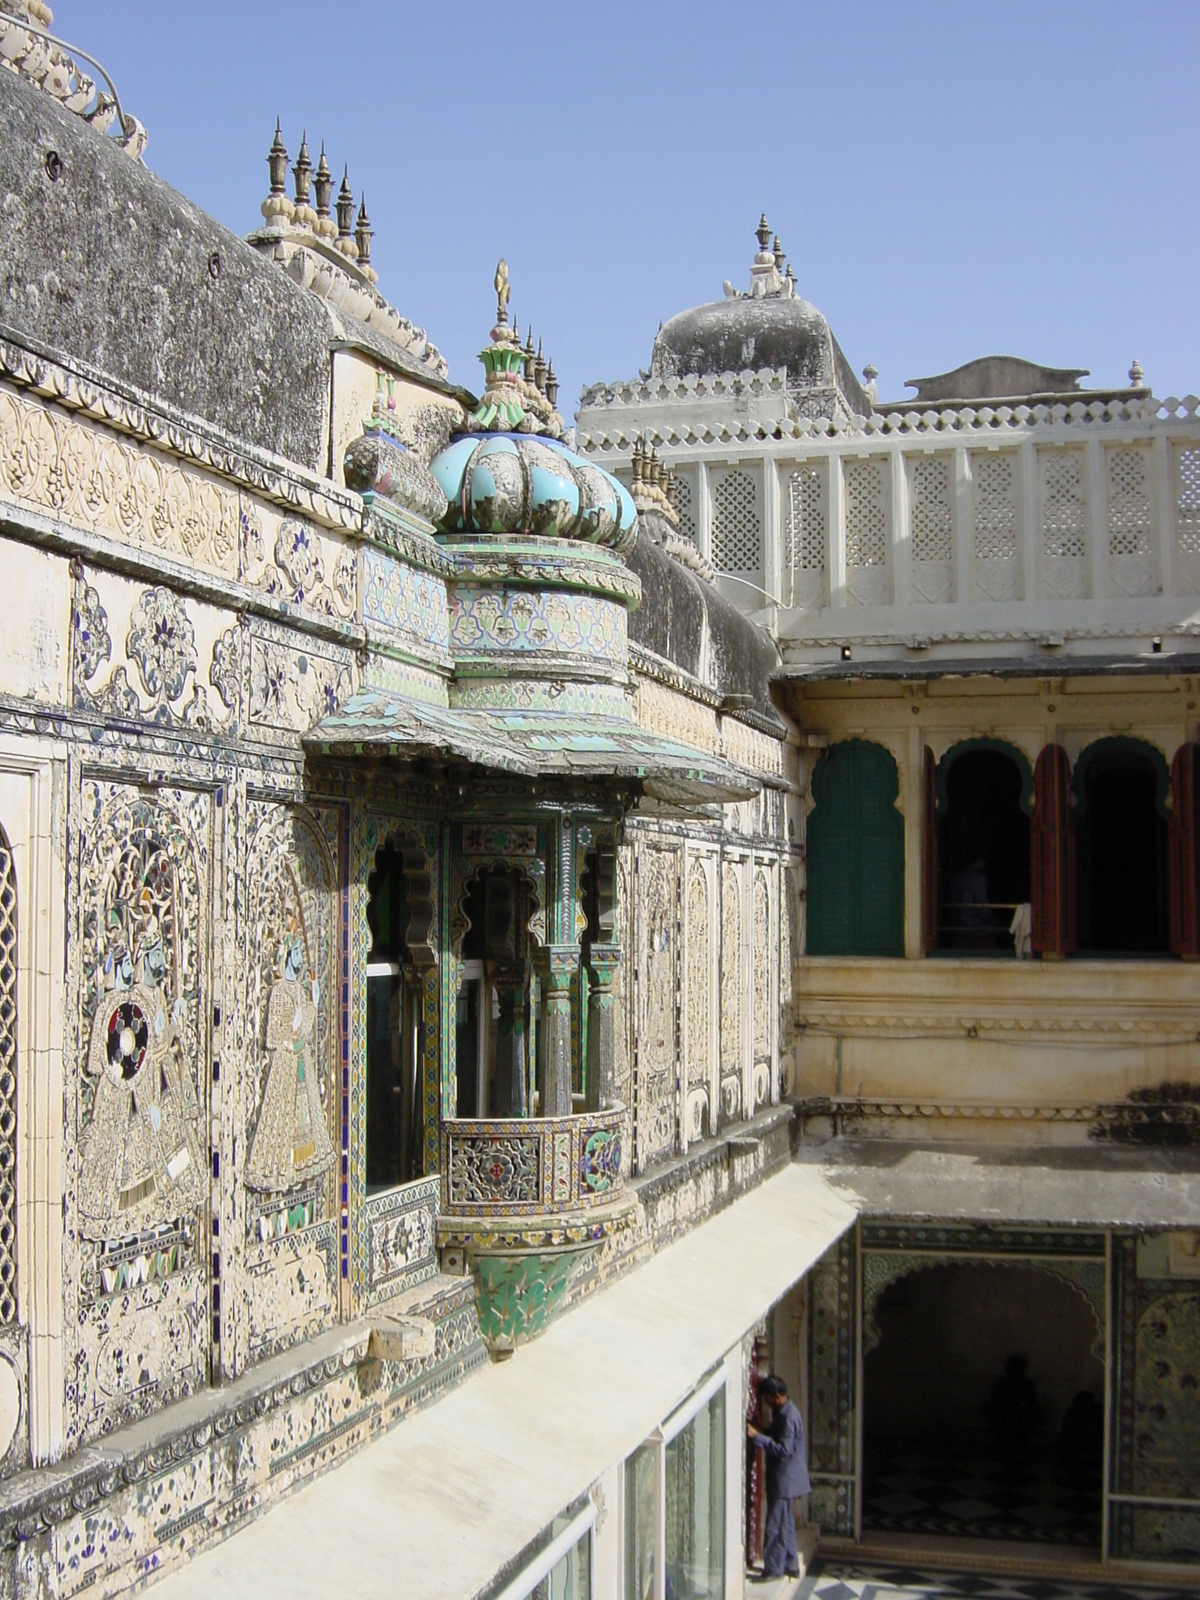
1032, 745, 1074, 956
922, 745, 938, 954
1169, 743, 1200, 958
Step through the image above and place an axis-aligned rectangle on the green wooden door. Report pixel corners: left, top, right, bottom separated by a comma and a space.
807, 740, 904, 955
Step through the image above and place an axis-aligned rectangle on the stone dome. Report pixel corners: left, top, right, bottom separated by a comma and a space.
649, 217, 871, 421
430, 433, 637, 550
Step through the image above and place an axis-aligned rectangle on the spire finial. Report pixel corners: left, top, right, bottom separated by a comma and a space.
773, 234, 785, 272
756, 212, 771, 252
336, 165, 354, 238
493, 258, 510, 326
1129, 358, 1144, 387
292, 131, 312, 210
267, 119, 288, 196
355, 195, 372, 266
314, 145, 331, 215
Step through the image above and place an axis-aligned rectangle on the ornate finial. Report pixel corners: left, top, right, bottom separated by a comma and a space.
1129, 358, 1144, 387
773, 235, 785, 271
524, 328, 536, 382
336, 166, 355, 238
756, 213, 771, 252
314, 144, 332, 218
534, 338, 546, 394
546, 360, 558, 409
292, 131, 312, 208
863, 364, 878, 384
355, 196, 372, 265
268, 119, 288, 196
494, 258, 511, 326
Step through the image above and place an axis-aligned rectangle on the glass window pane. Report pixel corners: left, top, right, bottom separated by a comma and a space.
665, 1385, 725, 1600
624, 1443, 656, 1600
526, 1523, 591, 1600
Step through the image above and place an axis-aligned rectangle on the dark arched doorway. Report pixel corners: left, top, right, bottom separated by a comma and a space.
936, 744, 1031, 952
1076, 740, 1169, 953
863, 1262, 1104, 1549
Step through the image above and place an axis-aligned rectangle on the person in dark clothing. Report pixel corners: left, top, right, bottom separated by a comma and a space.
983, 1353, 1042, 1458
747, 1376, 811, 1581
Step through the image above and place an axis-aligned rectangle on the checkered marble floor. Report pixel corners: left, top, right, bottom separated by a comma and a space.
795, 1556, 1187, 1600
862, 1440, 1102, 1548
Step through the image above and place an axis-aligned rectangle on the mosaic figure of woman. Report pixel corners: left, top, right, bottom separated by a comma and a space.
245, 926, 335, 1193
79, 927, 205, 1235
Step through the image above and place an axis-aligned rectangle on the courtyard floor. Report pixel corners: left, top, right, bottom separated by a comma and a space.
781, 1556, 1193, 1600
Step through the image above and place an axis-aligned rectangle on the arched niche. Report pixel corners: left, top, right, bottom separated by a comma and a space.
935, 736, 1034, 818
862, 1252, 1105, 1363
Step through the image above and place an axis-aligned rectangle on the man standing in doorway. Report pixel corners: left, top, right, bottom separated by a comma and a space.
747, 1376, 810, 1582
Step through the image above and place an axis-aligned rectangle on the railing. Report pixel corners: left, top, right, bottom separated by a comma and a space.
579, 398, 1200, 627
441, 1108, 624, 1217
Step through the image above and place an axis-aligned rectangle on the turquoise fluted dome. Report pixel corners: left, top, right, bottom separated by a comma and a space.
430, 433, 638, 553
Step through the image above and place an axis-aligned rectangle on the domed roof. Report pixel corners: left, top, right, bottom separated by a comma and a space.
430, 261, 637, 549
430, 433, 636, 549
650, 217, 870, 421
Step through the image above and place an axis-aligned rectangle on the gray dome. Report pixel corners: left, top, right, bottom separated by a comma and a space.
649, 219, 871, 421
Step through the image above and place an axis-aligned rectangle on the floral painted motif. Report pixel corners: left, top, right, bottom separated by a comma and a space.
209, 623, 242, 712
73, 581, 112, 684
126, 586, 197, 707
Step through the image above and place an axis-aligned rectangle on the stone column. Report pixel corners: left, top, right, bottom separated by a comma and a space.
490, 967, 527, 1119
585, 942, 621, 1111
538, 945, 575, 1117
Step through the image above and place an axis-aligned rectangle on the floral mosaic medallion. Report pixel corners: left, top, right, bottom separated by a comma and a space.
580, 1129, 621, 1194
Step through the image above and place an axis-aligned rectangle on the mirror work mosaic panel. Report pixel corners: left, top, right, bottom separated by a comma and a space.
1110, 1234, 1200, 1562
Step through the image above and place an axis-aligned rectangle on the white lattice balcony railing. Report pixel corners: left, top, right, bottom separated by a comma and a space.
440, 1108, 624, 1219
579, 392, 1200, 648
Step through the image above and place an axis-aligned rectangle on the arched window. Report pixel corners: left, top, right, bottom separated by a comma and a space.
930, 743, 1032, 954
1075, 739, 1169, 954
365, 841, 426, 1191
807, 741, 903, 956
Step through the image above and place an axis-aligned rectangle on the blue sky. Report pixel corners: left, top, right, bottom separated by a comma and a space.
60, 2, 1200, 418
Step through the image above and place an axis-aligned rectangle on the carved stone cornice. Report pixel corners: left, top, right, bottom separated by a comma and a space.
0, 326, 363, 534
793, 959, 1200, 1040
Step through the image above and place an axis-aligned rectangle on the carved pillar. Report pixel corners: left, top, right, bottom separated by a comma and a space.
585, 942, 621, 1111
539, 945, 575, 1117
491, 966, 528, 1117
